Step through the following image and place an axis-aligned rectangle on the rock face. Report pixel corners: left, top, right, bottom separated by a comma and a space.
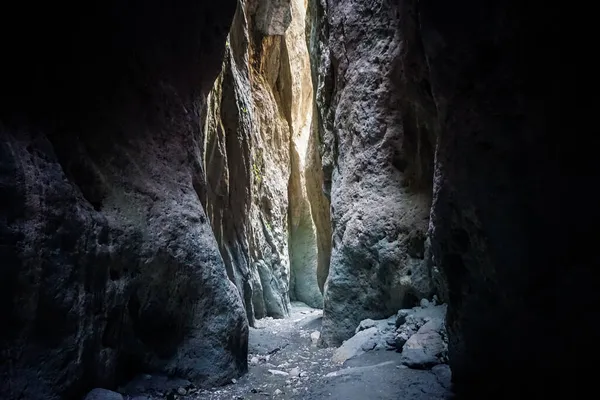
311, 0, 437, 346
311, 0, 597, 396
417, 1, 599, 396
201, 0, 293, 323
202, 0, 330, 321
0, 2, 248, 399
286, 0, 325, 309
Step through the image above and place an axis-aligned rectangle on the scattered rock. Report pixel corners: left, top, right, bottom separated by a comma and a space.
83, 389, 123, 400
273, 389, 283, 396
311, 331, 321, 344
332, 327, 378, 363
289, 367, 300, 377
420, 299, 430, 308
268, 370, 289, 376
394, 304, 446, 351
355, 319, 377, 333
400, 318, 448, 369
177, 387, 187, 396
250, 356, 259, 365
231, 378, 237, 384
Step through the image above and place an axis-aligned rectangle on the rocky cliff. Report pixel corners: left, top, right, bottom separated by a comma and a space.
311, 0, 437, 346
0, 1, 247, 399
202, 0, 331, 321
418, 0, 598, 396
311, 0, 598, 396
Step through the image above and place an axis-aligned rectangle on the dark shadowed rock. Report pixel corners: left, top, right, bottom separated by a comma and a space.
417, 0, 599, 397
312, 0, 437, 346
0, 1, 247, 399
83, 389, 123, 400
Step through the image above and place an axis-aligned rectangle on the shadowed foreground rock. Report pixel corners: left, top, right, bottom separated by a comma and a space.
0, 1, 248, 399
420, 0, 599, 396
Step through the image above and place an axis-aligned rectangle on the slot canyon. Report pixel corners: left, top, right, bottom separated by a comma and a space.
0, 0, 596, 399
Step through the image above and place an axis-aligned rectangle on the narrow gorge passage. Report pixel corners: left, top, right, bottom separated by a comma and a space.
200, 0, 330, 326
1, 0, 596, 400
114, 303, 450, 400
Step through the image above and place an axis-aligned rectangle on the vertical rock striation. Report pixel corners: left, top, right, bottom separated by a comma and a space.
312, 0, 597, 396
203, 0, 330, 320
0, 1, 248, 399
286, 0, 325, 309
312, 0, 437, 346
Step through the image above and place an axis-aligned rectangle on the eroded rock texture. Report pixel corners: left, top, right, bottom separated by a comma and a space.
312, 0, 437, 346
418, 0, 599, 396
313, 0, 596, 395
0, 1, 247, 399
202, 0, 330, 320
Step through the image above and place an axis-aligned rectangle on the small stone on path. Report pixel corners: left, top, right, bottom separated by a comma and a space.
268, 369, 289, 376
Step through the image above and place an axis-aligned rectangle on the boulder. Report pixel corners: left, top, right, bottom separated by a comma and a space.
332, 327, 379, 364
394, 304, 446, 349
400, 319, 447, 369
83, 389, 123, 400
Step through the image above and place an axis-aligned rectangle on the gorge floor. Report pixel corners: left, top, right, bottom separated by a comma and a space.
120, 303, 453, 400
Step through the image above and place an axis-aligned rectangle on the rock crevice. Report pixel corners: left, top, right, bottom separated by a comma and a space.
202, 0, 331, 323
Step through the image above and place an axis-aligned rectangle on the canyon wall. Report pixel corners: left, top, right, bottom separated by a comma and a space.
312, 0, 597, 396
0, 1, 247, 399
202, 0, 330, 319
418, 0, 598, 396
311, 0, 437, 346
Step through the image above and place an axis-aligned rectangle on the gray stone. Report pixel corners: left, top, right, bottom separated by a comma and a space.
313, 0, 437, 347
355, 319, 377, 334
202, 0, 330, 324
83, 389, 123, 400
0, 2, 247, 399
311, 331, 321, 344
400, 319, 447, 369
332, 327, 379, 363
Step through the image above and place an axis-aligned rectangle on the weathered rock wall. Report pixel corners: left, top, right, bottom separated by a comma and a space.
418, 0, 599, 396
286, 0, 325, 309
312, 0, 437, 346
312, 0, 598, 396
0, 1, 247, 399
203, 0, 330, 318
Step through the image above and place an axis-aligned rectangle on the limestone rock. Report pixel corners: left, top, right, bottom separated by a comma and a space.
0, 1, 247, 399
202, 0, 294, 322
203, 0, 330, 323
355, 319, 377, 334
83, 389, 123, 400
417, 0, 600, 396
332, 327, 379, 364
313, 0, 437, 346
286, 0, 326, 310
310, 331, 321, 344
394, 304, 446, 350
269, 370, 289, 377
400, 319, 447, 369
